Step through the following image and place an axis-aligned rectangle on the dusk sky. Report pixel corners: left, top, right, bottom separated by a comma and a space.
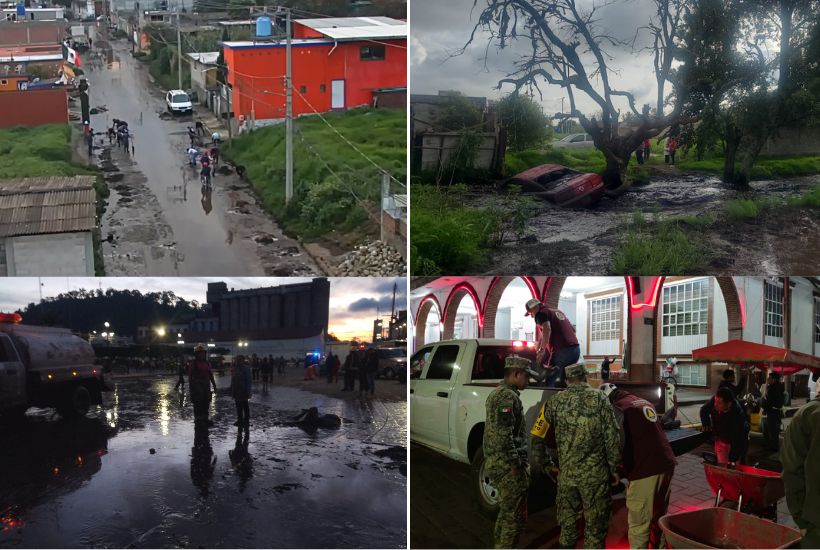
411, 0, 672, 117
0, 277, 407, 341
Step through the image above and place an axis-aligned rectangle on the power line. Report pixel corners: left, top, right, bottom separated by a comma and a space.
293, 86, 406, 189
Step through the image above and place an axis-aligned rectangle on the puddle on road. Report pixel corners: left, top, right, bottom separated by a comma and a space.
475, 172, 820, 274
0, 378, 406, 549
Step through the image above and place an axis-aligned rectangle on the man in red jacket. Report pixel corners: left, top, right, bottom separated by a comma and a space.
601, 383, 677, 548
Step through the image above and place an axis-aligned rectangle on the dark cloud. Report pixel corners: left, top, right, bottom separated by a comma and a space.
348, 296, 400, 313
411, 0, 665, 115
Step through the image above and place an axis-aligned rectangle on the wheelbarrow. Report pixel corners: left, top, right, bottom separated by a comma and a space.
658, 507, 802, 548
702, 453, 785, 520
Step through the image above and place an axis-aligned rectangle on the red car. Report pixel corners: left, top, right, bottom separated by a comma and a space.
507, 164, 605, 207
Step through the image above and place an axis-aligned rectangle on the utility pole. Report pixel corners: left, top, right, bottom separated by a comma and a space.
285, 6, 293, 204
176, 10, 182, 90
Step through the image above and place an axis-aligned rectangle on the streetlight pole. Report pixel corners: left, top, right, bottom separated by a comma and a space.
176, 10, 182, 91
285, 7, 293, 205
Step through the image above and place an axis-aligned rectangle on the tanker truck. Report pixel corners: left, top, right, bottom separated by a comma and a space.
0, 313, 113, 418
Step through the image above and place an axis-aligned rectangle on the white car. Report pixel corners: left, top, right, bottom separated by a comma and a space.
166, 89, 192, 115
552, 132, 595, 148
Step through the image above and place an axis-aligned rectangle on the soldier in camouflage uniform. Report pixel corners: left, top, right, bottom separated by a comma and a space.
531, 363, 621, 549
483, 355, 534, 549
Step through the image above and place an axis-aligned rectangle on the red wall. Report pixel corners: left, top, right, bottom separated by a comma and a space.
225, 38, 406, 121
0, 88, 68, 128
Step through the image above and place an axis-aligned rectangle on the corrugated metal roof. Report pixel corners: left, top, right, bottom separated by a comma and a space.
296, 16, 406, 40
0, 176, 97, 237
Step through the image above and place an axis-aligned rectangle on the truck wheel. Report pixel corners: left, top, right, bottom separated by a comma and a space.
58, 385, 91, 418
471, 447, 500, 518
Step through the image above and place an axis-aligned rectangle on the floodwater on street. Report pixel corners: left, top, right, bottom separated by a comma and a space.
0, 378, 406, 548
476, 172, 820, 275
86, 40, 320, 276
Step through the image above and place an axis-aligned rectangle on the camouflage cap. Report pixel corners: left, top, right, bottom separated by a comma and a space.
505, 355, 531, 371
564, 362, 587, 378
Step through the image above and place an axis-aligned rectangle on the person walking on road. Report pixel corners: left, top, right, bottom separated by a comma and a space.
342, 349, 356, 391
484, 355, 535, 549
700, 387, 749, 465
189, 345, 217, 426
358, 350, 370, 395
762, 371, 785, 451
531, 363, 621, 549
643, 138, 651, 162
230, 355, 252, 429
600, 383, 676, 549
366, 347, 379, 396
174, 361, 186, 392
782, 379, 820, 549
525, 298, 580, 387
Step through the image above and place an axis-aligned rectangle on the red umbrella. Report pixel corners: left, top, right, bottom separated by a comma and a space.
691, 339, 820, 375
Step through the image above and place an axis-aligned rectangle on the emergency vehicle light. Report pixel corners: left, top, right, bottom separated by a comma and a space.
0, 313, 22, 324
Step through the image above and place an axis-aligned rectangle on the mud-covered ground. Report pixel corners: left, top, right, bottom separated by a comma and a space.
85, 40, 320, 276
0, 378, 406, 548
472, 172, 820, 275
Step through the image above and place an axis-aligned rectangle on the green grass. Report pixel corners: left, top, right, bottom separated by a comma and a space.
612, 211, 703, 274
0, 125, 94, 178
787, 185, 820, 208
677, 155, 820, 179
505, 147, 606, 175
224, 108, 406, 240
725, 198, 762, 221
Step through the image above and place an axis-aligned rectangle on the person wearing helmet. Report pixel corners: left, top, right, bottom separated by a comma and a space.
601, 383, 677, 548
230, 355, 252, 429
525, 298, 580, 387
531, 363, 620, 549
483, 355, 535, 549
189, 344, 217, 425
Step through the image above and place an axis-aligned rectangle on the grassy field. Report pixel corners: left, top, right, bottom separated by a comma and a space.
677, 155, 820, 179
611, 211, 704, 274
225, 108, 406, 240
0, 125, 94, 178
0, 124, 106, 274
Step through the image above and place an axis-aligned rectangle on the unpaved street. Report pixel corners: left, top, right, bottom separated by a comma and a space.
0, 377, 406, 549
86, 40, 320, 276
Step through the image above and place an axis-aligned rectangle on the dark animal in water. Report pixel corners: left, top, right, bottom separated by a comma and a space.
292, 407, 341, 431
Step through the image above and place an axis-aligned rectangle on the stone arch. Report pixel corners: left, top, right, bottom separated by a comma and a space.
442, 283, 482, 340
414, 294, 442, 348
716, 277, 744, 340
543, 276, 567, 308
482, 276, 540, 338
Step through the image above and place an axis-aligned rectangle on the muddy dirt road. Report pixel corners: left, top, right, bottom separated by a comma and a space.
477, 172, 820, 275
0, 378, 406, 548
86, 42, 320, 276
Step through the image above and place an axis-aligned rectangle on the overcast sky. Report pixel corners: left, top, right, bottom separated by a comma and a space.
0, 277, 407, 341
410, 0, 664, 117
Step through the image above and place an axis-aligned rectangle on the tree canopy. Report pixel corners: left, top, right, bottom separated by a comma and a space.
499, 93, 552, 150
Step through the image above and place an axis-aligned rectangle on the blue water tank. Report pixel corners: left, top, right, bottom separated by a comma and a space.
16, 2, 25, 17
256, 16, 272, 38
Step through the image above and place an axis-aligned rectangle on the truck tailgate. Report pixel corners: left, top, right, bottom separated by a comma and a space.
666, 427, 708, 457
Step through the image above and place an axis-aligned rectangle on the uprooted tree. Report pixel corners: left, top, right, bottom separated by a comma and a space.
463, 0, 706, 189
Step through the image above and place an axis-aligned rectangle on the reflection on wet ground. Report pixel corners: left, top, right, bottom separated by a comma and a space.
89, 40, 320, 276
473, 173, 820, 274
0, 378, 406, 548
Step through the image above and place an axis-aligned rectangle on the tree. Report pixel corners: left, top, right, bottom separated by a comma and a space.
499, 93, 552, 150
463, 0, 700, 189
436, 93, 483, 131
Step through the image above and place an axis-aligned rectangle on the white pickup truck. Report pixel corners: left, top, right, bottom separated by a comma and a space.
410, 338, 704, 515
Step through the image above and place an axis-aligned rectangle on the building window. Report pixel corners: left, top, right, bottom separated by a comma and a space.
677, 364, 707, 386
320, 84, 326, 93
590, 295, 621, 342
299, 85, 307, 94
764, 280, 784, 338
360, 44, 385, 61
662, 279, 709, 337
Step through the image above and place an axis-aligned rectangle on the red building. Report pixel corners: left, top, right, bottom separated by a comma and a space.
222, 16, 406, 125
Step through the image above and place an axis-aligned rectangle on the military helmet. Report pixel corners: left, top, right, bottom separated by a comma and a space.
505, 355, 530, 371
599, 382, 617, 398
565, 362, 587, 379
